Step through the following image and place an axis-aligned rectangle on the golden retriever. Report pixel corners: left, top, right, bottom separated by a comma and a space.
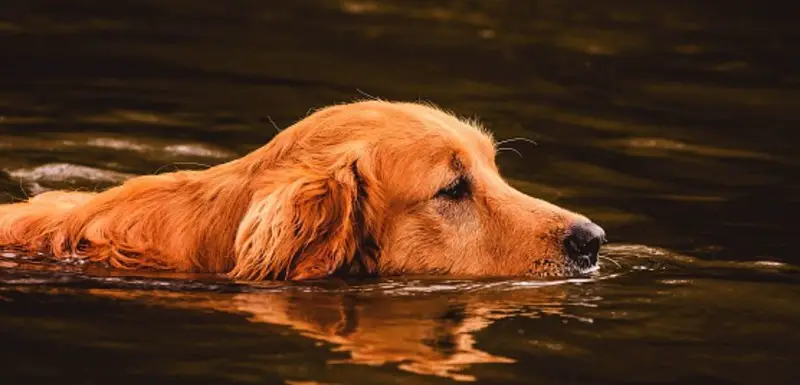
0, 101, 606, 280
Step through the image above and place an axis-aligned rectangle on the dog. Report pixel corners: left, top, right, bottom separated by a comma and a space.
0, 101, 606, 280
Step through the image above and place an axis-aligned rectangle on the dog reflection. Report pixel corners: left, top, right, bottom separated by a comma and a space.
92, 284, 581, 382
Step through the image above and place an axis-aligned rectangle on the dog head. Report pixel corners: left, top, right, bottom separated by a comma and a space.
230, 101, 605, 280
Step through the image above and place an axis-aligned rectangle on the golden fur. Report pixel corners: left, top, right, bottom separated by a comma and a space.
0, 101, 593, 280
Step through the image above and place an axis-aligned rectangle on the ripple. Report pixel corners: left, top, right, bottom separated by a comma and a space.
8, 163, 133, 184
81, 109, 189, 126
2, 134, 235, 160
163, 144, 232, 158
601, 243, 799, 277
605, 137, 776, 160
87, 138, 151, 152
1, 243, 795, 295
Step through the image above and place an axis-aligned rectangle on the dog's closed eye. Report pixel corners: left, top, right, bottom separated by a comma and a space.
435, 177, 470, 200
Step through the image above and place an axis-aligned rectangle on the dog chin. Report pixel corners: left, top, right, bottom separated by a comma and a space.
563, 261, 600, 276
524, 260, 599, 278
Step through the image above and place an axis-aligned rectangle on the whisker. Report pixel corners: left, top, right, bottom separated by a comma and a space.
356, 89, 379, 100
599, 255, 621, 268
496, 137, 538, 147
152, 162, 213, 175
263, 116, 281, 133
171, 162, 213, 169
152, 164, 176, 175
18, 178, 29, 200
4, 192, 24, 203
497, 147, 523, 158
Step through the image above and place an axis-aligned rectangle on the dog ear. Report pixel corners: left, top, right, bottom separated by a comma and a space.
230, 161, 372, 280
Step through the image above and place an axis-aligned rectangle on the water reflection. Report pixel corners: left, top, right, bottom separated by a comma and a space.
88, 281, 596, 382
1, 244, 797, 383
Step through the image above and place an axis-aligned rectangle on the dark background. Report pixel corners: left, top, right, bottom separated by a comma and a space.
2, 0, 798, 264
1, 2, 799, 385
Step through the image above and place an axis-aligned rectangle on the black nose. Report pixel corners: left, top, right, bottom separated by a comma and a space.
563, 221, 606, 267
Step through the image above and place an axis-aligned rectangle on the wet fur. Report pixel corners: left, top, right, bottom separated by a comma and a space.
0, 101, 587, 280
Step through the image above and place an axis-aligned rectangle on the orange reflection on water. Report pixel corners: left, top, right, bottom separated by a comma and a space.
90, 281, 588, 382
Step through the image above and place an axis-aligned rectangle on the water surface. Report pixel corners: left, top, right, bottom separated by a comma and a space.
1, 1, 798, 384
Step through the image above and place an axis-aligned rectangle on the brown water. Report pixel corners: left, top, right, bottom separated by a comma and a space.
1, 1, 799, 384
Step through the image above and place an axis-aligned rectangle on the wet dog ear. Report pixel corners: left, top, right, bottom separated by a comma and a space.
230, 160, 372, 280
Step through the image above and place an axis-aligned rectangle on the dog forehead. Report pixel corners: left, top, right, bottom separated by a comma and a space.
309, 100, 494, 150
386, 102, 495, 158
304, 101, 495, 172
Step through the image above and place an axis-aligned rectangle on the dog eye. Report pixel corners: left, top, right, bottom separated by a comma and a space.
435, 177, 470, 200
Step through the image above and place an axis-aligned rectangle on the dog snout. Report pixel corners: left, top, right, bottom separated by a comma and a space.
563, 221, 606, 267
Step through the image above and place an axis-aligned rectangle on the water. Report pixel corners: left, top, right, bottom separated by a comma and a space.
1, 1, 798, 383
